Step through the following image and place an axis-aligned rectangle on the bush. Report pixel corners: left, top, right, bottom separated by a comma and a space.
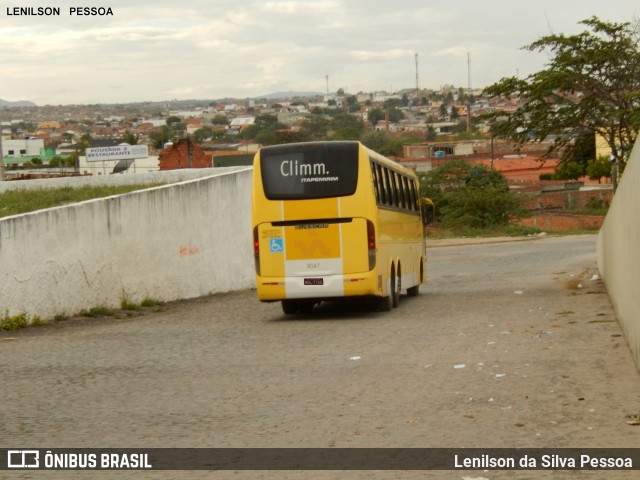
419, 159, 527, 229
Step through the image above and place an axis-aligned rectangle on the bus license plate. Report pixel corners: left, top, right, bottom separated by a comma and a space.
304, 278, 323, 286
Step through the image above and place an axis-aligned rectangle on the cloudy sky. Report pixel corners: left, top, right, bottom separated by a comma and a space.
1, 0, 638, 105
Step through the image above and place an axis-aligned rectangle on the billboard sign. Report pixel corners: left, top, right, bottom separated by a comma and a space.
86, 145, 149, 162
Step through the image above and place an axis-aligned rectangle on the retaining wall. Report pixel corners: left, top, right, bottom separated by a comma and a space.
0, 167, 255, 320
518, 214, 604, 232
0, 167, 235, 193
598, 139, 640, 368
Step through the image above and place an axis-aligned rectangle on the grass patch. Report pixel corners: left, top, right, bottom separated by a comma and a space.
79, 306, 115, 317
0, 311, 43, 331
140, 297, 164, 307
0, 184, 161, 218
120, 296, 141, 311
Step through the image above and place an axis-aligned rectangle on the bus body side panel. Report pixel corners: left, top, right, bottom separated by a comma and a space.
376, 207, 424, 294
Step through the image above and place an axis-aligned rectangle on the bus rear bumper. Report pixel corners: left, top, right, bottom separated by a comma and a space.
256, 272, 379, 302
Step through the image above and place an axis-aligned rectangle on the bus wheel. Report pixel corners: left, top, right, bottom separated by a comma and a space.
407, 260, 423, 297
392, 264, 401, 308
282, 300, 298, 315
407, 263, 421, 297
378, 293, 392, 312
378, 266, 394, 312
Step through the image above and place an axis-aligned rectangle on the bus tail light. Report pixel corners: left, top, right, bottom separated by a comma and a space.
253, 226, 261, 275
367, 220, 376, 270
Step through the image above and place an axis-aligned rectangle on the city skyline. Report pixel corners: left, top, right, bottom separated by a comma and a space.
1, 0, 638, 106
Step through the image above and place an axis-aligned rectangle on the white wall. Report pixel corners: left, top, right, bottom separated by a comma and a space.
77, 155, 160, 176
0, 168, 255, 320
0, 167, 241, 193
598, 138, 640, 368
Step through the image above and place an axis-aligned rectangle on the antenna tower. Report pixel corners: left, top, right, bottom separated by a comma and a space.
414, 53, 419, 91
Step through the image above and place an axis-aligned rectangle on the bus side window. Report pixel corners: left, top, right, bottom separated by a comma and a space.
383, 168, 392, 206
402, 176, 412, 211
409, 180, 418, 211
389, 171, 398, 207
397, 174, 406, 210
371, 162, 380, 203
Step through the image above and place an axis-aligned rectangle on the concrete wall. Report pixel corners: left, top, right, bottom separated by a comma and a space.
0, 167, 241, 193
0, 167, 255, 320
598, 139, 640, 368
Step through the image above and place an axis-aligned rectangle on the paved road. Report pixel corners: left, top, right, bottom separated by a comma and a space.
2, 234, 639, 479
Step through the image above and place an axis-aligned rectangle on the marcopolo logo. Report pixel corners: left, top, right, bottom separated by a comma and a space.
8, 450, 39, 469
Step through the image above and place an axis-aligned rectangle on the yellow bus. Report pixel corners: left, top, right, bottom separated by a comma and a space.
252, 141, 432, 314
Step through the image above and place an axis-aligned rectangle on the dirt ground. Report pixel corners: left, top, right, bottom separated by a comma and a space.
2, 234, 639, 479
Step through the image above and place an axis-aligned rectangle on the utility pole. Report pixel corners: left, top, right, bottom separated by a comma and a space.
414, 53, 419, 92
466, 52, 472, 133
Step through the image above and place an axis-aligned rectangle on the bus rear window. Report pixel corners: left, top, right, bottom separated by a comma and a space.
260, 142, 359, 200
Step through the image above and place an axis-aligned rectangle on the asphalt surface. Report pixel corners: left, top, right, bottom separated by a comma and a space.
2, 234, 639, 480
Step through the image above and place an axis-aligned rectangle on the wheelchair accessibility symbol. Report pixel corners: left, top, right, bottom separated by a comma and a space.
269, 238, 284, 253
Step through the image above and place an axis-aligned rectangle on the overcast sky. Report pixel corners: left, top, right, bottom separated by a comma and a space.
1, 0, 638, 105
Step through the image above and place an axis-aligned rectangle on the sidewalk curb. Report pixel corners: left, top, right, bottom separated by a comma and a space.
427, 233, 550, 248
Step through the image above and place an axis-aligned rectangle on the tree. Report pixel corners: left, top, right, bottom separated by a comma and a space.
149, 126, 171, 150
368, 108, 385, 126
299, 116, 329, 140
419, 159, 526, 228
587, 156, 612, 183
210, 114, 229, 126
121, 132, 139, 145
329, 113, 365, 140
241, 114, 287, 146
483, 17, 640, 191
193, 127, 213, 143
360, 131, 403, 156
346, 95, 359, 112
553, 160, 584, 180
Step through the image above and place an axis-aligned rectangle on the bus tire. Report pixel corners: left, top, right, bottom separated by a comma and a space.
282, 300, 298, 315
378, 293, 392, 312
407, 262, 421, 297
392, 264, 400, 308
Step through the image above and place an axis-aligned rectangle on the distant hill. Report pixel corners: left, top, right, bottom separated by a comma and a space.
254, 91, 324, 100
0, 99, 37, 107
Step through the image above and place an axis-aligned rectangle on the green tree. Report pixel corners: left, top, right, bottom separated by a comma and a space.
329, 113, 365, 140
483, 17, 640, 191
149, 126, 171, 150
368, 108, 385, 125
121, 131, 139, 145
210, 114, 229, 125
299, 116, 330, 140
193, 127, 213, 143
419, 159, 526, 228
586, 156, 612, 183
346, 95, 359, 112
242, 114, 287, 146
360, 131, 403, 156
165, 116, 182, 126
553, 160, 584, 180
387, 108, 405, 123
